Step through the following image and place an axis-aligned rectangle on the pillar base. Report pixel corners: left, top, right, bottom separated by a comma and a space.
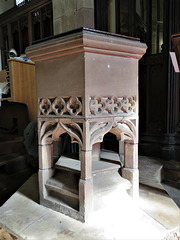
121, 167, 139, 199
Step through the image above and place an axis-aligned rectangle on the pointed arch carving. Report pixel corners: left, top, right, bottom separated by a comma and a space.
89, 118, 137, 149
39, 118, 136, 149
40, 120, 59, 145
110, 119, 137, 143
59, 121, 83, 147
39, 119, 83, 147
90, 120, 114, 146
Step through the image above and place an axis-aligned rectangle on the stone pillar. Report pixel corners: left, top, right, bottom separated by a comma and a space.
121, 167, 139, 198
39, 143, 54, 201
124, 142, 138, 169
79, 119, 93, 221
122, 141, 139, 198
52, 0, 94, 35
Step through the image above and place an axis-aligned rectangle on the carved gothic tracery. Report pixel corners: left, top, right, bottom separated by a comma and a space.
39, 120, 83, 146
39, 117, 137, 150
59, 121, 83, 147
111, 120, 137, 143
89, 96, 136, 116
89, 119, 137, 147
39, 96, 82, 116
90, 120, 114, 146
39, 95, 136, 117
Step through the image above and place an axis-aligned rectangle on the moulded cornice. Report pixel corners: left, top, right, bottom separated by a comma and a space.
26, 28, 147, 62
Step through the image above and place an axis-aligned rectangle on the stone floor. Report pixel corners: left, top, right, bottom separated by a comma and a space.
139, 155, 180, 208
139, 155, 164, 190
0, 156, 180, 240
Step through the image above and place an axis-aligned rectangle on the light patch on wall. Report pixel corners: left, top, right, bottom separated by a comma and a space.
16, 0, 25, 6
170, 52, 180, 73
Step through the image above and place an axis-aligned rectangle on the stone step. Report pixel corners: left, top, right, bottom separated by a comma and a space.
46, 166, 80, 211
49, 154, 130, 212
42, 193, 80, 215
139, 156, 180, 208
45, 164, 80, 218
49, 165, 130, 196
139, 156, 164, 190
100, 149, 123, 166
55, 155, 80, 173
161, 180, 180, 208
54, 154, 128, 193
46, 167, 131, 213
46, 169, 79, 200
55, 154, 121, 174
45, 190, 79, 212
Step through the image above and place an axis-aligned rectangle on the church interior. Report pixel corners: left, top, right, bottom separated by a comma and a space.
0, 0, 180, 239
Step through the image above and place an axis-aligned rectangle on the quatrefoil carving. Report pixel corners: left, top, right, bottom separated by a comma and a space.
89, 96, 136, 116
39, 96, 82, 116
89, 96, 106, 115
51, 97, 66, 115
66, 96, 82, 116
39, 98, 52, 115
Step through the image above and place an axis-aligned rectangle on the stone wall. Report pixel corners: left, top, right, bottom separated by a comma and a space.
0, 0, 15, 15
52, 0, 94, 35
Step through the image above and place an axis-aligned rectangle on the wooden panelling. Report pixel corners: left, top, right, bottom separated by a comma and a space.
0, 70, 7, 82
8, 58, 37, 121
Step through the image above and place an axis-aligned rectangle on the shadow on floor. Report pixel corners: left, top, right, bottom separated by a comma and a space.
0, 167, 34, 206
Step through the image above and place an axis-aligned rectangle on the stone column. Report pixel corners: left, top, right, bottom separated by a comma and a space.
79, 155, 93, 221
121, 142, 139, 198
52, 0, 94, 35
39, 143, 54, 201
79, 120, 93, 221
